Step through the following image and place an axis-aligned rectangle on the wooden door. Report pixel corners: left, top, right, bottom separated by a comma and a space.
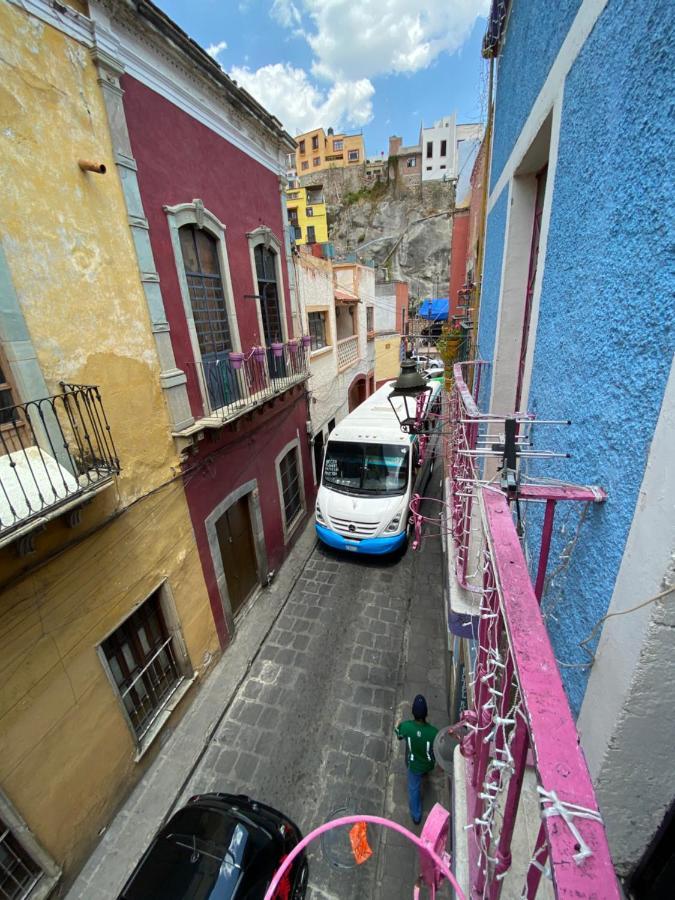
216, 497, 258, 617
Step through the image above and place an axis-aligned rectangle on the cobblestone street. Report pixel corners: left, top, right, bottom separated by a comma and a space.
67, 475, 449, 900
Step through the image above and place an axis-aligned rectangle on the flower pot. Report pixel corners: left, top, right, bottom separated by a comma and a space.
228, 352, 245, 370
252, 347, 266, 363
301, 335, 312, 349
287, 339, 299, 351
270, 342, 284, 359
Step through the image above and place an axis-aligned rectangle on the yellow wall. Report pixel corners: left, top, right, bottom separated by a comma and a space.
286, 187, 328, 245
295, 127, 365, 175
0, 2, 219, 878
374, 335, 403, 384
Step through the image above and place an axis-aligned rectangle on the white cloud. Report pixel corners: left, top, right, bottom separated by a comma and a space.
206, 40, 228, 61
273, 0, 489, 81
230, 62, 374, 135
271, 0, 302, 28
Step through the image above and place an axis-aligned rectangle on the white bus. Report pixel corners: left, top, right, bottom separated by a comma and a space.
314, 380, 442, 555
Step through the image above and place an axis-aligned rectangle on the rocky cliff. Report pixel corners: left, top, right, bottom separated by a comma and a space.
310, 168, 455, 301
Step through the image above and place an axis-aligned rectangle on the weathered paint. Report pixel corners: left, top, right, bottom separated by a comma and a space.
0, 1, 218, 879
120, 73, 315, 642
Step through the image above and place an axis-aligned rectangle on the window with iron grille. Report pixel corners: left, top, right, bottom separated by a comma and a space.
308, 311, 327, 350
348, 149, 359, 161
301, 161, 309, 170
406, 157, 416, 168
367, 306, 375, 334
298, 140, 305, 154
178, 225, 232, 360
306, 226, 316, 244
306, 207, 314, 217
0, 818, 42, 900
279, 447, 302, 527
312, 135, 319, 150
101, 590, 182, 740
333, 140, 343, 151
254, 245, 283, 344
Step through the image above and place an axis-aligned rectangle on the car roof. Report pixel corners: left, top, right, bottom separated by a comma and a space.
119, 799, 285, 900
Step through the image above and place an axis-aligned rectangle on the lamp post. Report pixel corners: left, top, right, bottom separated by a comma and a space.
388, 357, 433, 434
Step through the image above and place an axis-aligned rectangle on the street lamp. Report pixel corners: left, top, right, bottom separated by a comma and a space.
388, 357, 433, 434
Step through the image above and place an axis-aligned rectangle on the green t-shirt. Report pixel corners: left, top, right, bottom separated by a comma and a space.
395, 719, 438, 774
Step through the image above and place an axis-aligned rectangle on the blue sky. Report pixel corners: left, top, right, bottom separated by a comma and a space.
155, 1, 490, 157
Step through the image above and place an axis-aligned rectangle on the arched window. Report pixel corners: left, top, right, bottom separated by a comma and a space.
179, 225, 232, 363
254, 244, 282, 345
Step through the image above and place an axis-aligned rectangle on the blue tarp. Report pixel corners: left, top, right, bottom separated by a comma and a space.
418, 298, 449, 321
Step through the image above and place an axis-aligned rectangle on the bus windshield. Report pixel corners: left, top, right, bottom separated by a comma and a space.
322, 441, 410, 496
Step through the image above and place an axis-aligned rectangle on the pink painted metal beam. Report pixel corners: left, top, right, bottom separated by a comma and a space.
482, 489, 619, 897
517, 484, 607, 503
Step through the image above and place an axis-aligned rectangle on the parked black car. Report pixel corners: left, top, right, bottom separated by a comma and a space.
118, 793, 308, 900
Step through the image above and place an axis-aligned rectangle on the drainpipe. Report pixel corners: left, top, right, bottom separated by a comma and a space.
471, 54, 494, 361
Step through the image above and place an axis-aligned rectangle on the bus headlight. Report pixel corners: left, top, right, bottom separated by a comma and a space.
385, 512, 402, 533
315, 503, 325, 524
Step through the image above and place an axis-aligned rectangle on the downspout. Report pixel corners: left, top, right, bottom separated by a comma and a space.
471, 54, 495, 361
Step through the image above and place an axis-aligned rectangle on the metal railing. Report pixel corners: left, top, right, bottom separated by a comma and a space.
336, 335, 359, 371
447, 361, 488, 589
188, 341, 309, 421
456, 487, 618, 898
0, 384, 119, 540
120, 635, 182, 741
445, 360, 616, 895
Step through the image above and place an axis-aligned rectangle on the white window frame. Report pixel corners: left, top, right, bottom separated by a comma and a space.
0, 792, 61, 900
96, 579, 194, 760
406, 157, 416, 168
246, 226, 290, 347
164, 200, 240, 414
348, 149, 360, 162
275, 436, 306, 543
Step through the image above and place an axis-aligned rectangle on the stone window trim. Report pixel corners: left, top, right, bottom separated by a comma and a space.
275, 436, 306, 544
246, 226, 290, 346
0, 793, 61, 900
348, 150, 360, 162
96, 578, 194, 761
205, 479, 268, 635
164, 200, 241, 414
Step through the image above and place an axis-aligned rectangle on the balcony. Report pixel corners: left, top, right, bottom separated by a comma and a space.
442, 362, 617, 897
336, 335, 359, 372
182, 341, 310, 432
0, 385, 120, 550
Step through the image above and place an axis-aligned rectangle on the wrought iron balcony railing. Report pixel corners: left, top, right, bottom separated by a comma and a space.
444, 361, 616, 895
0, 384, 120, 545
187, 341, 310, 422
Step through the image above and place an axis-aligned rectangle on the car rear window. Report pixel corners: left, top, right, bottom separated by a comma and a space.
122, 808, 257, 900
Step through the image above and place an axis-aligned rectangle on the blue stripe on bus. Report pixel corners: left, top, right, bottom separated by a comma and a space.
315, 523, 406, 555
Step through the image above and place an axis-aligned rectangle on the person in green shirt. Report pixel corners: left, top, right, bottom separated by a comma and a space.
395, 694, 438, 825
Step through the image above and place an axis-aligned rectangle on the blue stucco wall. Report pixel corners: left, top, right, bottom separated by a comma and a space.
476, 186, 508, 409
491, 0, 582, 188
518, 0, 675, 714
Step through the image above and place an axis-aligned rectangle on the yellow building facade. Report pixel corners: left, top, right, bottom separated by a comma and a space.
295, 127, 365, 175
286, 185, 329, 245
0, 1, 219, 888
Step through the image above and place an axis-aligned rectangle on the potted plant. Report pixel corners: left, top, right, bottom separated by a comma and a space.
301, 335, 312, 349
228, 351, 245, 370
252, 346, 266, 363
287, 338, 299, 351
270, 341, 284, 358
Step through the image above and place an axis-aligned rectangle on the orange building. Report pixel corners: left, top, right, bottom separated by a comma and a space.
295, 127, 365, 175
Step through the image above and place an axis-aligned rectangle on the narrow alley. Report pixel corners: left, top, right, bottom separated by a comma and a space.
66, 475, 448, 900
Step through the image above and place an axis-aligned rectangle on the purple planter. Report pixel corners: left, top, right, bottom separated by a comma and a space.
228, 352, 245, 370
287, 339, 299, 351
301, 335, 312, 349
252, 347, 266, 363
271, 342, 284, 359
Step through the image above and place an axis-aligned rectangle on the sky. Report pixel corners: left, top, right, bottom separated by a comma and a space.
154, 0, 491, 158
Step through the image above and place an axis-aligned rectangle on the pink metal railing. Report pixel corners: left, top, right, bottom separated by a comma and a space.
447, 361, 488, 589
455, 487, 618, 898
444, 360, 615, 896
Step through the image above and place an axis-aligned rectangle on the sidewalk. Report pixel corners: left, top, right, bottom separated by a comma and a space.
65, 521, 317, 899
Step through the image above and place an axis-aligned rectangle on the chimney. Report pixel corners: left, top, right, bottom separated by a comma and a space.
327, 126, 334, 136
388, 135, 402, 156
